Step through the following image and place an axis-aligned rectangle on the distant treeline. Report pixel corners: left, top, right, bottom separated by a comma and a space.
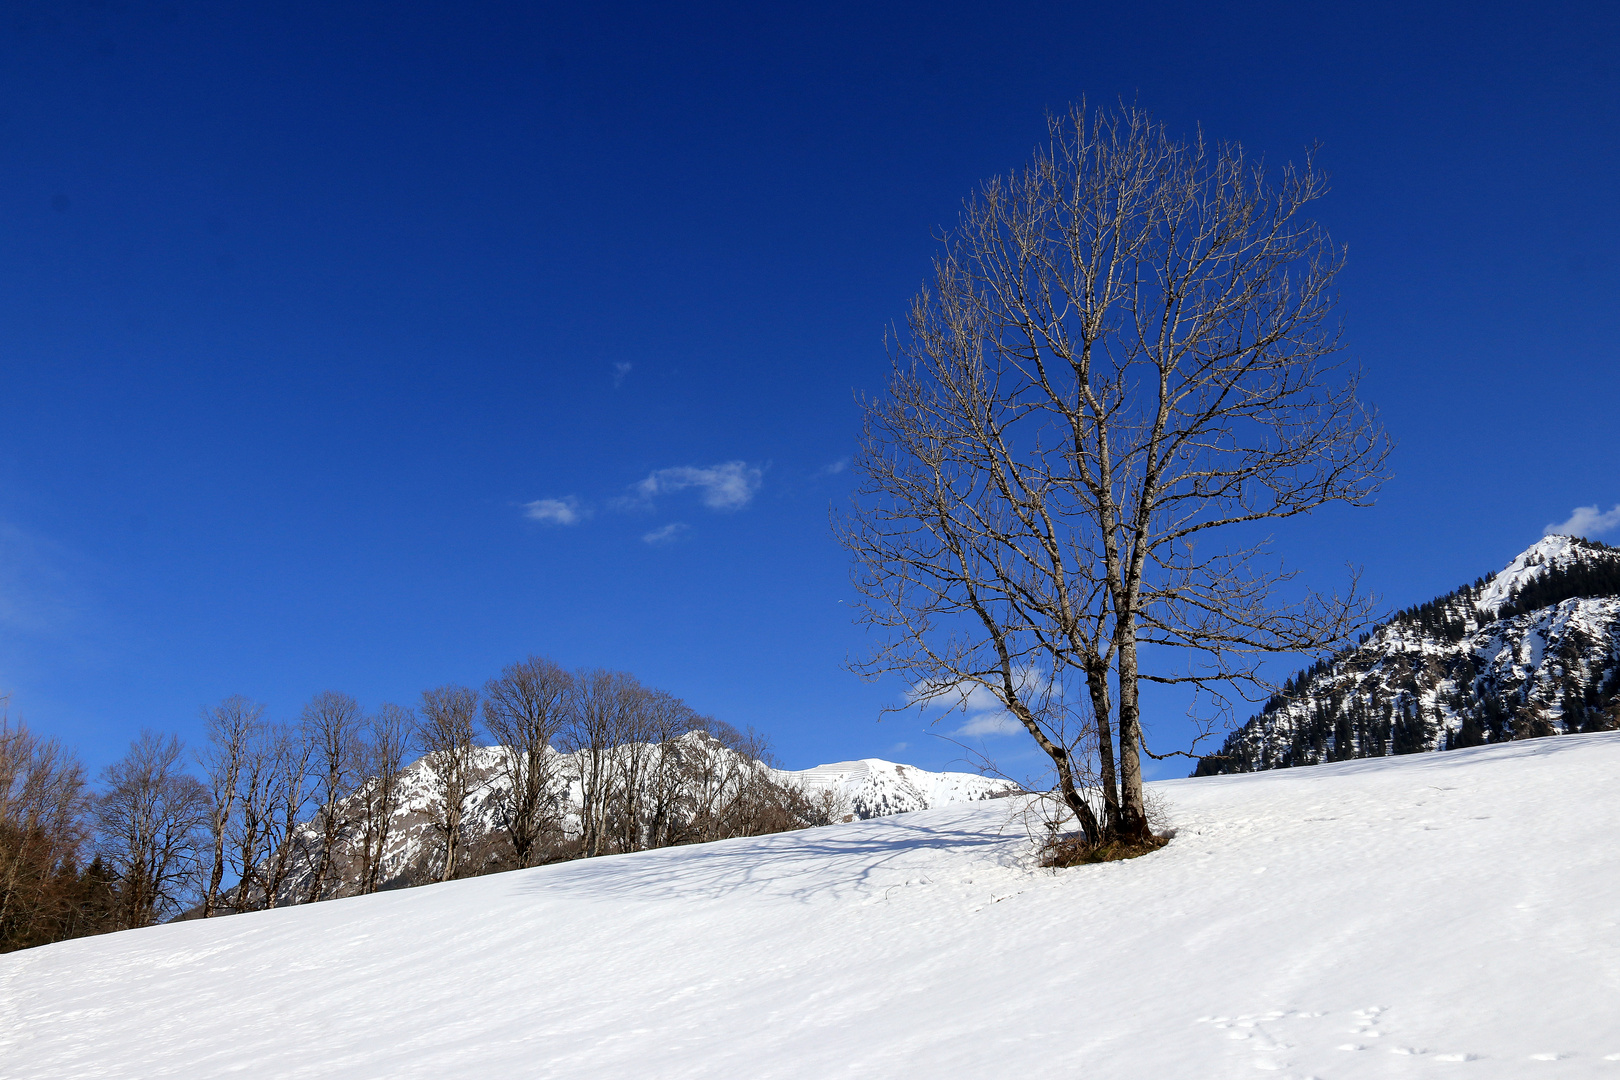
0, 657, 836, 954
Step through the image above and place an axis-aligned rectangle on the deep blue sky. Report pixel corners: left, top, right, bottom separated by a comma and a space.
2, 0, 1616, 779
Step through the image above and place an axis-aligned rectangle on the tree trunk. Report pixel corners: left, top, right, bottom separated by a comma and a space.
1113, 619, 1150, 840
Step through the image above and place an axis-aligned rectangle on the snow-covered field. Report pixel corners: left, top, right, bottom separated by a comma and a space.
4, 734, 1618, 1078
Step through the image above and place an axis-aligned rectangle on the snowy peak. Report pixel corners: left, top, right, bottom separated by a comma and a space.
775, 758, 1018, 820
1474, 534, 1600, 613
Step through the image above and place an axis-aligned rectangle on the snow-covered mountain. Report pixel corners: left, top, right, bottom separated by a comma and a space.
1196, 535, 1620, 774
9, 733, 1619, 1077
775, 758, 1017, 820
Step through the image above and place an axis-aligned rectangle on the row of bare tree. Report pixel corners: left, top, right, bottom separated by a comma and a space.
251, 659, 838, 900
0, 659, 836, 952
191, 690, 413, 915
0, 709, 217, 947
0, 692, 383, 950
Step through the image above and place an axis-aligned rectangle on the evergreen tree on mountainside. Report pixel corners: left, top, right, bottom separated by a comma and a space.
1196, 536, 1620, 776
1494, 553, 1620, 619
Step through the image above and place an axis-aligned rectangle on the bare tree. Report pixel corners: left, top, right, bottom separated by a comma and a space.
197, 696, 262, 917
0, 710, 91, 950
259, 722, 314, 908
608, 688, 657, 853
482, 658, 570, 868
842, 102, 1388, 845
561, 670, 638, 857
641, 692, 703, 850
226, 720, 280, 912
356, 703, 414, 894
301, 691, 364, 903
418, 685, 480, 881
95, 731, 211, 928
709, 727, 810, 838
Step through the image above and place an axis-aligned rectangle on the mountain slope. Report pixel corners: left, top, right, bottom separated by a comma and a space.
5, 734, 1618, 1077
1196, 535, 1620, 775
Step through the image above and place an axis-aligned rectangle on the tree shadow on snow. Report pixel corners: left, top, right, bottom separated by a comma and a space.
513, 812, 1026, 907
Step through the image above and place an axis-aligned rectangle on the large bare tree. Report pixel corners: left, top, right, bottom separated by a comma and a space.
842, 103, 1388, 845
639, 691, 703, 850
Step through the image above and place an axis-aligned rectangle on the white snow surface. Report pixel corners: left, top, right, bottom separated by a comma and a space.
5, 734, 1619, 1078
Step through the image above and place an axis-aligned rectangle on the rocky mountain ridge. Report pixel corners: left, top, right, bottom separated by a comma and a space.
1195, 535, 1620, 775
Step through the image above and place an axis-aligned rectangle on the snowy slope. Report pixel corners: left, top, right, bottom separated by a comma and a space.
5, 734, 1619, 1078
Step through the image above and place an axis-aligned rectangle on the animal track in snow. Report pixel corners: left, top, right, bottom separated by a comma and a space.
1195, 1012, 1303, 1073
1197, 1005, 1502, 1077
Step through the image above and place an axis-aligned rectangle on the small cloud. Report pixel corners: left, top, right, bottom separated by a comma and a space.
523, 497, 588, 526
1545, 504, 1620, 539
907, 668, 1052, 739
631, 461, 762, 511
642, 523, 688, 545
613, 362, 633, 389
955, 711, 1025, 737
818, 457, 849, 476
889, 742, 910, 753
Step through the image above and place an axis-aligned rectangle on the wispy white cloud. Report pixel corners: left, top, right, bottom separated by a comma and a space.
642, 523, 689, 545
907, 668, 1051, 739
818, 457, 849, 476
955, 711, 1026, 737
631, 461, 762, 511
523, 497, 588, 526
1545, 504, 1620, 539
613, 362, 633, 389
